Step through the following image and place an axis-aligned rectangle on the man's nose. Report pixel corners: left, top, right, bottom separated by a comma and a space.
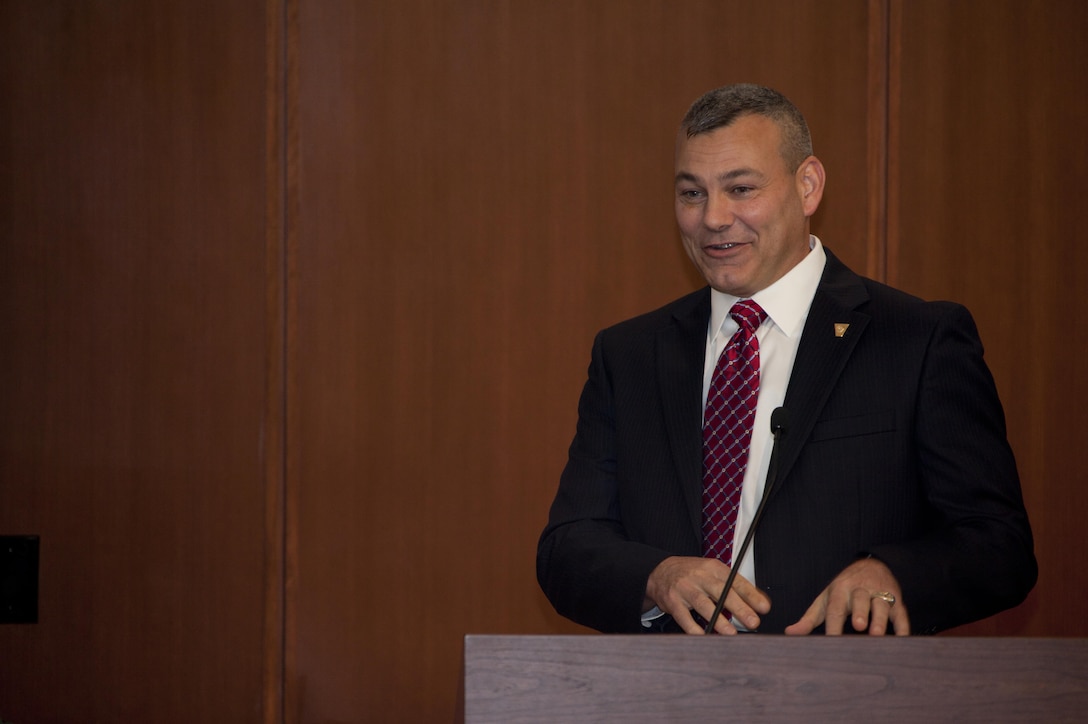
704, 193, 735, 231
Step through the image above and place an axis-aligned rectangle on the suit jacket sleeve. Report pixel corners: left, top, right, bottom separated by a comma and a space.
536, 328, 680, 633
863, 302, 1036, 633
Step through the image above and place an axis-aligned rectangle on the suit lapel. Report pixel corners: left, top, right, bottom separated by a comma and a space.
657, 289, 710, 544
774, 250, 871, 492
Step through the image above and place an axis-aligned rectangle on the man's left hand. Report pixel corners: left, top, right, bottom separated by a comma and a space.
784, 557, 910, 636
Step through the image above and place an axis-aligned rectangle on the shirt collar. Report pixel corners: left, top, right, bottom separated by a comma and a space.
708, 235, 827, 340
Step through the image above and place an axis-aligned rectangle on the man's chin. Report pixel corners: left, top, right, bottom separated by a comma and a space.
703, 270, 755, 298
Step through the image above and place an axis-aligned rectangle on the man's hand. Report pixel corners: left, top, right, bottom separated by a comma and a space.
784, 557, 910, 636
645, 556, 772, 635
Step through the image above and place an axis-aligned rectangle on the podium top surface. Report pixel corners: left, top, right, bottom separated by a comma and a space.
463, 635, 1088, 723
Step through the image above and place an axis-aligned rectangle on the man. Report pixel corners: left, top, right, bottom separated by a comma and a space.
536, 84, 1036, 636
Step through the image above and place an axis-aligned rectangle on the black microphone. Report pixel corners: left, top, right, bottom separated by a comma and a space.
704, 407, 789, 633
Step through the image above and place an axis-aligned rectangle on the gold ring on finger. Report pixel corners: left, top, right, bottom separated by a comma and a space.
871, 591, 896, 606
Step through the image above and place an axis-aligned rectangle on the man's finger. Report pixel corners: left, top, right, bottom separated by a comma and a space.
784, 596, 826, 635
669, 605, 707, 635
700, 604, 739, 636
889, 600, 911, 636
867, 598, 889, 636
851, 588, 873, 633
823, 587, 852, 635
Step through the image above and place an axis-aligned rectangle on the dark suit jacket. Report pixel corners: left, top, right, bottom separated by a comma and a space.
537, 249, 1036, 634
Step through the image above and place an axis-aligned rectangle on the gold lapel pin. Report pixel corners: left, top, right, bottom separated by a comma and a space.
834, 323, 850, 338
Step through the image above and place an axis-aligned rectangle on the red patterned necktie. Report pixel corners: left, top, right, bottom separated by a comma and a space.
702, 299, 767, 566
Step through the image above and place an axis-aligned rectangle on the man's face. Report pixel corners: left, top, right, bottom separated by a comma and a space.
674, 114, 823, 297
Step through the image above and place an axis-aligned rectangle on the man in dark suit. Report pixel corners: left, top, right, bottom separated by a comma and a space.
536, 84, 1036, 636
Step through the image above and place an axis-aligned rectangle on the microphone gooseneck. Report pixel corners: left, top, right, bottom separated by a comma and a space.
704, 407, 789, 633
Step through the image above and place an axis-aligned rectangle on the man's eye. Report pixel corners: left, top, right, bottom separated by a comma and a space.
680, 189, 704, 200
731, 186, 754, 195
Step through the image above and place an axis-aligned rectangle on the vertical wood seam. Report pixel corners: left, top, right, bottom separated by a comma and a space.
282, 0, 301, 721
885, 0, 902, 288
263, 0, 290, 722
866, 0, 891, 283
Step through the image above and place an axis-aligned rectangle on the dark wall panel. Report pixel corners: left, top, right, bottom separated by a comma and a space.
0, 2, 277, 721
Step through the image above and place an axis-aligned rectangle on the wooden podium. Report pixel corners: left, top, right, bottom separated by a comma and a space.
462, 635, 1088, 722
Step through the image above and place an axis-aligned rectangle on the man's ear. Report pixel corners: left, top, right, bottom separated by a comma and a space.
797, 156, 826, 217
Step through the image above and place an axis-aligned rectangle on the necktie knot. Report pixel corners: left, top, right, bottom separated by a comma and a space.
730, 299, 766, 335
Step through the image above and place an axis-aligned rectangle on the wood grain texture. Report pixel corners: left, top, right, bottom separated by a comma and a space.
465, 635, 1088, 723
0, 1, 276, 721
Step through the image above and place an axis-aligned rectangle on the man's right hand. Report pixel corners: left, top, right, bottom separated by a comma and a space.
644, 556, 772, 635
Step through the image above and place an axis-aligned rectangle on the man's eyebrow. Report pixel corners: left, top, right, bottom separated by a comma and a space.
674, 168, 764, 185
717, 167, 763, 182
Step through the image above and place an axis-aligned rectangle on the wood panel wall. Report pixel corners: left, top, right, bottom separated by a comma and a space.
1, 1, 1084, 723
0, 1, 281, 722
